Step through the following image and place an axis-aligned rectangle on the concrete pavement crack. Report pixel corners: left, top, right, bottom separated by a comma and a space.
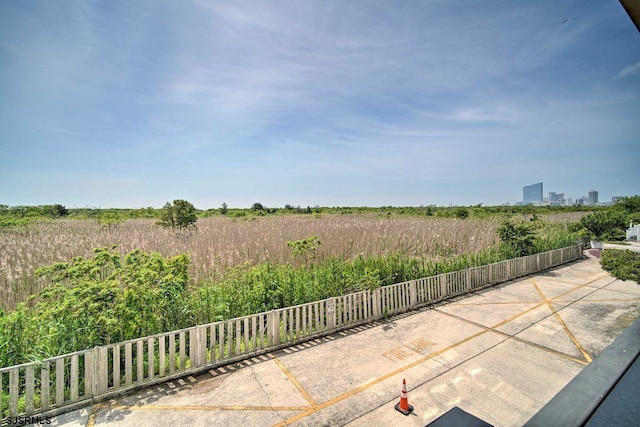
431, 356, 450, 369
250, 363, 287, 424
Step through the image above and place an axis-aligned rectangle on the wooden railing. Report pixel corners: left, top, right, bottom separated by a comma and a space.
0, 245, 583, 419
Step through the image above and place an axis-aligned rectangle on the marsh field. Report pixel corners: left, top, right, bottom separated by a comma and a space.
0, 211, 584, 366
0, 212, 584, 311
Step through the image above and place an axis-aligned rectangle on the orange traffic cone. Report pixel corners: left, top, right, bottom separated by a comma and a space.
394, 378, 414, 415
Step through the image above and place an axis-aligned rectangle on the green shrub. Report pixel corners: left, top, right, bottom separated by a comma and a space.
0, 247, 191, 366
497, 220, 536, 257
579, 211, 626, 241
287, 235, 322, 266
454, 207, 469, 219
601, 250, 640, 283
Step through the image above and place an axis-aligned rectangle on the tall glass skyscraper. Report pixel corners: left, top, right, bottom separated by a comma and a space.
523, 182, 543, 203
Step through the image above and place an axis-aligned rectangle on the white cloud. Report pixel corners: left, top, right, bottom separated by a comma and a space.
2, 0, 638, 207
616, 61, 640, 79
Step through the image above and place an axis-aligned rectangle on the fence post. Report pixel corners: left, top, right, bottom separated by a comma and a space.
371, 290, 380, 319
25, 365, 34, 415
268, 310, 280, 346
96, 346, 108, 395
326, 297, 336, 329
409, 280, 418, 307
465, 269, 472, 290
189, 326, 206, 368
9, 368, 18, 416
89, 347, 97, 397
189, 328, 196, 367
200, 326, 207, 365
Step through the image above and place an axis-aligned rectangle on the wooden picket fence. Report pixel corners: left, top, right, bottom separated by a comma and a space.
0, 245, 582, 419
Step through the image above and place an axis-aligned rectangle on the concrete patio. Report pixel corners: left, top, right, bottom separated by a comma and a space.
48, 256, 640, 427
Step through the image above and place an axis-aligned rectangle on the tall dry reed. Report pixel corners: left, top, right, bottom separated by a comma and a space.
0, 214, 502, 310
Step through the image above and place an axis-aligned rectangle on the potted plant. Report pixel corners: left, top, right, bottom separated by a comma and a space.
579, 211, 625, 250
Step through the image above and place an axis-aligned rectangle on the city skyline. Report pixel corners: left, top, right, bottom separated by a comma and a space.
0, 184, 628, 209
521, 181, 613, 206
1, 1, 639, 209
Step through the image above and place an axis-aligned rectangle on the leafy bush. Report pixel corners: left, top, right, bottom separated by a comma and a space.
0, 247, 191, 366
0, 217, 44, 229
613, 195, 640, 215
497, 220, 536, 257
601, 250, 640, 283
579, 211, 626, 241
287, 235, 322, 266
454, 207, 469, 219
532, 223, 579, 253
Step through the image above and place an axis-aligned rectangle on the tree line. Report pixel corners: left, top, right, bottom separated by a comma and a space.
2, 196, 639, 235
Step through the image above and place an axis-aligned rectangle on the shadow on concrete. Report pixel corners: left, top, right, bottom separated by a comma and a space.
525, 316, 640, 426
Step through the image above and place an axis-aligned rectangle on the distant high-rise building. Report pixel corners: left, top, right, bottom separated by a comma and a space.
523, 182, 543, 203
548, 192, 565, 205
588, 190, 598, 205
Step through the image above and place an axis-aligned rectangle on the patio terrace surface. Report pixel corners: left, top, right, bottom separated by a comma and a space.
48, 252, 640, 427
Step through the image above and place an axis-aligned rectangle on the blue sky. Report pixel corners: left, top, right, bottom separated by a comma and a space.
1, 0, 639, 209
